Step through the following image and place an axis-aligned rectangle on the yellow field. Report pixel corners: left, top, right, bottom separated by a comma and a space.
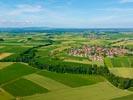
112, 40, 133, 46
24, 74, 70, 91
109, 68, 133, 79
0, 62, 14, 70
0, 88, 14, 100
64, 59, 93, 64
0, 53, 13, 60
0, 46, 5, 49
51, 46, 71, 53
64, 59, 104, 66
53, 35, 86, 41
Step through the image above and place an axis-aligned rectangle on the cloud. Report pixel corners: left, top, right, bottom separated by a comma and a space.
8, 4, 43, 16
0, 3, 72, 27
120, 0, 133, 3
97, 8, 133, 15
0, 1, 132, 28
0, 19, 34, 27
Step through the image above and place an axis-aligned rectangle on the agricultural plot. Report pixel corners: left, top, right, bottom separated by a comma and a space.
24, 73, 70, 91
51, 45, 71, 54
0, 34, 50, 46
0, 63, 37, 85
2, 78, 49, 96
109, 68, 133, 79
37, 45, 57, 58
111, 94, 133, 100
104, 57, 133, 68
112, 40, 133, 47
0, 62, 14, 70
109, 34, 133, 40
128, 87, 133, 91
0, 88, 14, 100
64, 59, 93, 64
52, 34, 85, 41
87, 39, 110, 46
0, 46, 5, 49
64, 58, 104, 66
104, 57, 114, 67
0, 46, 30, 53
21, 82, 132, 100
0, 53, 13, 60
38, 71, 105, 87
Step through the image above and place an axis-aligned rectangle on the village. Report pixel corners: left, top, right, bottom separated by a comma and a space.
68, 45, 128, 62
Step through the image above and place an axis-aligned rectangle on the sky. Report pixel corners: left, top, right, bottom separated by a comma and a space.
0, 0, 133, 28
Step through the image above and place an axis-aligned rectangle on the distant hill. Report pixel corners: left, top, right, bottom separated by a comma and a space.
0, 27, 133, 33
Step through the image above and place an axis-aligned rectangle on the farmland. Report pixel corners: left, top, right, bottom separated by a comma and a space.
0, 53, 13, 60
0, 63, 37, 85
0, 31, 133, 100
0, 88, 14, 100
0, 62, 13, 69
21, 82, 132, 100
38, 71, 105, 87
104, 57, 133, 68
109, 68, 133, 79
2, 78, 49, 96
111, 94, 133, 100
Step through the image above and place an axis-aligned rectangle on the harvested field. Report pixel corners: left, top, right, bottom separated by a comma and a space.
0, 53, 13, 60
109, 68, 133, 79
0, 88, 14, 100
0, 62, 14, 70
24, 74, 70, 91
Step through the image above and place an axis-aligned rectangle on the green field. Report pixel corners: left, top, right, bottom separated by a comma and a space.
105, 57, 133, 68
0, 88, 14, 100
21, 82, 132, 100
38, 71, 105, 87
109, 68, 133, 78
24, 73, 70, 91
0, 63, 37, 85
111, 94, 133, 100
2, 78, 49, 96
0, 46, 30, 53
0, 62, 14, 70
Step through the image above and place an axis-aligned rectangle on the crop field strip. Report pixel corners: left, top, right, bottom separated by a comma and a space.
0, 46, 5, 49
24, 73, 71, 91
0, 88, 15, 100
2, 78, 49, 96
64, 59, 104, 66
0, 53, 13, 60
111, 94, 133, 100
0, 62, 49, 98
128, 87, 133, 92
105, 57, 133, 68
38, 71, 105, 88
0, 46, 30, 53
0, 62, 14, 70
0, 63, 37, 85
109, 68, 133, 79
21, 82, 132, 100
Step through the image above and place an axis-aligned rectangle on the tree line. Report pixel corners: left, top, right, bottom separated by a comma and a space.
29, 57, 133, 89
0, 43, 52, 62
